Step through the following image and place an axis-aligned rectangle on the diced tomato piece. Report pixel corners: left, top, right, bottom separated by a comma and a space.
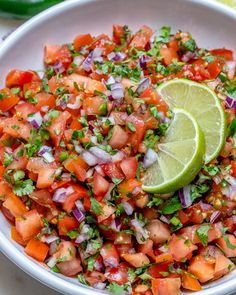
2, 117, 31, 140
63, 157, 87, 182
58, 215, 79, 236
105, 264, 129, 285
231, 160, 236, 178
101, 162, 124, 180
169, 234, 197, 262
3, 193, 28, 217
6, 70, 39, 88
207, 59, 224, 79
148, 262, 171, 278
122, 253, 150, 268
57, 258, 82, 276
216, 235, 236, 257
214, 254, 235, 279
138, 239, 156, 260
82, 96, 106, 116
0, 181, 12, 200
15, 209, 43, 241
146, 219, 171, 245
85, 271, 106, 286
178, 210, 190, 225
73, 34, 93, 51
30, 189, 53, 207
109, 125, 129, 149
126, 113, 146, 152
210, 48, 233, 61
188, 255, 215, 283
224, 217, 236, 233
129, 25, 153, 49
27, 157, 52, 173
0, 88, 20, 112
35, 93, 56, 111
11, 226, 27, 246
44, 44, 72, 69
47, 111, 71, 146
120, 157, 138, 179
155, 253, 174, 264
119, 178, 142, 196
36, 168, 56, 189
93, 172, 110, 197
140, 87, 169, 114
160, 46, 179, 66
15, 103, 38, 121
63, 185, 88, 213
25, 239, 49, 262
54, 241, 76, 261
97, 203, 116, 222
90, 34, 115, 55
151, 278, 181, 295
23, 81, 41, 97
181, 271, 202, 291
113, 25, 125, 45
101, 242, 120, 267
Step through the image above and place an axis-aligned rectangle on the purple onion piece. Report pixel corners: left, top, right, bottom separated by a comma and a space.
53, 61, 65, 74
160, 215, 170, 224
232, 215, 236, 224
199, 200, 213, 210
53, 186, 74, 203
111, 82, 124, 100
139, 55, 151, 69
89, 146, 112, 164
136, 77, 150, 95
73, 208, 85, 223
107, 52, 126, 62
122, 200, 134, 216
83, 48, 103, 72
38, 145, 51, 156
179, 185, 192, 208
27, 112, 43, 129
210, 211, 221, 223
225, 96, 236, 110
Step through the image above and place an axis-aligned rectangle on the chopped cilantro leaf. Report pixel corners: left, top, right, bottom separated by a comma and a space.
90, 198, 103, 215
147, 196, 162, 208
162, 195, 182, 214
13, 179, 35, 197
3, 152, 13, 167
196, 225, 211, 246
127, 122, 136, 132
107, 282, 128, 295
157, 26, 171, 43
203, 165, 220, 176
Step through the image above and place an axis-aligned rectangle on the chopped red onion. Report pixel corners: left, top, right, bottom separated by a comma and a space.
38, 145, 51, 156
143, 148, 158, 168
110, 219, 121, 232
74, 144, 83, 154
225, 175, 236, 189
136, 77, 150, 95
210, 211, 221, 223
27, 112, 43, 129
145, 41, 151, 51
158, 111, 165, 122
83, 48, 103, 72
67, 95, 81, 109
139, 55, 151, 69
73, 208, 85, 223
86, 168, 94, 178
107, 52, 126, 62
111, 82, 124, 100
42, 151, 55, 163
199, 200, 213, 210
181, 51, 196, 62
232, 215, 236, 224
207, 78, 220, 90
90, 136, 98, 145
81, 150, 98, 166
53, 61, 65, 74
75, 224, 90, 244
56, 94, 70, 110
47, 256, 57, 268
41, 105, 49, 112
179, 185, 192, 208
160, 215, 170, 224
44, 235, 59, 244
53, 186, 74, 203
225, 96, 236, 110
106, 76, 116, 85
73, 56, 84, 67
111, 151, 125, 163
89, 146, 111, 164
122, 200, 134, 215
75, 200, 85, 212
49, 241, 58, 255
213, 175, 222, 185
226, 61, 236, 79
94, 165, 105, 176
131, 219, 149, 244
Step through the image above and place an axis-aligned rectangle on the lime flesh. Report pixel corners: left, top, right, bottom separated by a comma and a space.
157, 79, 226, 163
142, 108, 205, 193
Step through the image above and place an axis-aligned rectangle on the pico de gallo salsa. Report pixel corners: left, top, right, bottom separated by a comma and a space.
0, 25, 236, 295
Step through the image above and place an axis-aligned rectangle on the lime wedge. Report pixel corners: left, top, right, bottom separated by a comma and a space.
142, 108, 205, 193
157, 79, 226, 163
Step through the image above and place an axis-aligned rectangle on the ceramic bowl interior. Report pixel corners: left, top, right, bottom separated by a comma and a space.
0, 0, 236, 294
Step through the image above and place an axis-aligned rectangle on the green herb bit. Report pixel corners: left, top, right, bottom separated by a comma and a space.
196, 225, 211, 246
90, 198, 103, 215
3, 152, 13, 167
162, 195, 182, 214
127, 122, 136, 132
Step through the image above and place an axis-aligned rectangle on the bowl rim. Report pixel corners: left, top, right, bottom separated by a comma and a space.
1, 0, 236, 294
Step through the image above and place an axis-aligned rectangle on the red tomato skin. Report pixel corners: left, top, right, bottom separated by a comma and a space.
210, 48, 233, 61
129, 25, 153, 49
93, 172, 110, 197
120, 157, 138, 179
73, 34, 93, 51
109, 125, 129, 149
0, 88, 20, 112
101, 163, 124, 180
105, 264, 129, 285
58, 216, 79, 236
100, 243, 120, 268
6, 70, 38, 88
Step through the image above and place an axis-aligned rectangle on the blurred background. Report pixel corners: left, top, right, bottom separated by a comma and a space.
0, 0, 235, 295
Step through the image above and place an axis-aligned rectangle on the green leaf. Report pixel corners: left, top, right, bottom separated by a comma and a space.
157, 26, 171, 43
147, 196, 162, 208
196, 225, 211, 246
13, 170, 25, 182
78, 274, 89, 286
162, 195, 182, 214
225, 79, 236, 99
13, 179, 35, 197
228, 119, 236, 137
3, 152, 13, 167
221, 228, 236, 250
90, 198, 103, 215
107, 283, 128, 295
127, 122, 136, 132
67, 229, 79, 239
203, 165, 220, 176
181, 39, 197, 52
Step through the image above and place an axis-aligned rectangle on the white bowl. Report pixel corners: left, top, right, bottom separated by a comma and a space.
0, 0, 236, 294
